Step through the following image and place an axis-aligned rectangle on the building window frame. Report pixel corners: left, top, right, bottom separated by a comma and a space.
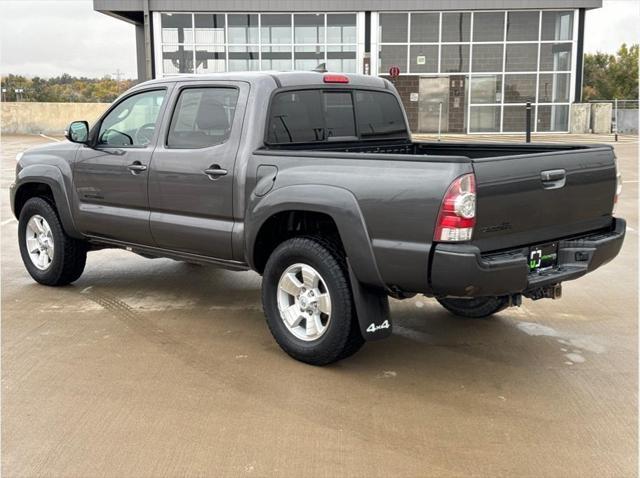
373, 8, 577, 133
153, 11, 361, 76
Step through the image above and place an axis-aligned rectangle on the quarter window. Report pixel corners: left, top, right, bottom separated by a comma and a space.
167, 87, 239, 148
98, 90, 166, 147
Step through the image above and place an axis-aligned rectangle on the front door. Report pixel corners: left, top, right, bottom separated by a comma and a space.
73, 88, 169, 244
148, 82, 248, 260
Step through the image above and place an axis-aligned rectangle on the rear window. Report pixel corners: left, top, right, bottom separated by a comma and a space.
266, 89, 407, 144
354, 90, 407, 138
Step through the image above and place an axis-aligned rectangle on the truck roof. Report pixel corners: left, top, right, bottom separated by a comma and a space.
137, 71, 391, 90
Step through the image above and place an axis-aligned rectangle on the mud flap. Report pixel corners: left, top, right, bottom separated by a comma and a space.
347, 261, 392, 341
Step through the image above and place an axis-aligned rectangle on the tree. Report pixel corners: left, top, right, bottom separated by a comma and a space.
0, 74, 137, 102
583, 43, 639, 100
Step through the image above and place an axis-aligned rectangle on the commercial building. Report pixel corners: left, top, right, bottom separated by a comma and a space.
94, 1, 602, 133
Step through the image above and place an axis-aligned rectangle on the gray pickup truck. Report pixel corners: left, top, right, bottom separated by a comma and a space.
11, 72, 625, 365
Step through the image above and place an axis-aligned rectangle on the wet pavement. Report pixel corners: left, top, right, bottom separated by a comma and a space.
2, 135, 638, 477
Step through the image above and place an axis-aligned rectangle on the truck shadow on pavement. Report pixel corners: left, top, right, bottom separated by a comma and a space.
61, 252, 584, 376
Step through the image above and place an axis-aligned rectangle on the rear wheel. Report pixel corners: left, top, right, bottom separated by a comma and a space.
436, 296, 509, 319
18, 197, 87, 286
261, 236, 364, 365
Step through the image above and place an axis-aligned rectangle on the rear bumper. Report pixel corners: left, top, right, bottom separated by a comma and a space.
430, 218, 626, 297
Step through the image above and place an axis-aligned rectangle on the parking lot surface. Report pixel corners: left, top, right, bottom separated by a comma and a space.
2, 134, 638, 477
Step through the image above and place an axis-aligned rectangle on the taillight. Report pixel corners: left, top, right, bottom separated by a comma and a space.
613, 156, 622, 214
434, 173, 476, 242
613, 171, 623, 213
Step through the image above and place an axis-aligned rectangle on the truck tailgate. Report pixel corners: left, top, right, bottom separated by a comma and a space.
471, 146, 617, 252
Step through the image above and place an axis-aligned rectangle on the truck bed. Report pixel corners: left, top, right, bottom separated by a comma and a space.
258, 139, 617, 254
262, 139, 594, 160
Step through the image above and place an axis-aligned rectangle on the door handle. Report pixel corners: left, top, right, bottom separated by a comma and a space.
127, 161, 147, 174
204, 165, 228, 180
540, 169, 566, 189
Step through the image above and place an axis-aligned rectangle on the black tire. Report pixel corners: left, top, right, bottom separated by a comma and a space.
261, 236, 364, 365
436, 296, 510, 319
18, 197, 87, 286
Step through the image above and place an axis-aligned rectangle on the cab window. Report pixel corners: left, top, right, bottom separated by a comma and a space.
98, 90, 166, 147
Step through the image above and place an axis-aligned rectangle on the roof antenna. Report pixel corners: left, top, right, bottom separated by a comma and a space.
313, 63, 327, 73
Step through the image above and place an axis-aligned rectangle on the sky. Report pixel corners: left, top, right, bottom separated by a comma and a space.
0, 0, 638, 80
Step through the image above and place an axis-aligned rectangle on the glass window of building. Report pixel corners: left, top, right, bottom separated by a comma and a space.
227, 14, 258, 44
473, 12, 505, 42
506, 11, 539, 41
328, 45, 357, 73
470, 106, 501, 132
502, 105, 528, 132
228, 46, 259, 71
537, 105, 569, 131
441, 44, 470, 73
504, 74, 537, 103
410, 45, 438, 73
379, 13, 408, 43
295, 14, 324, 44
538, 73, 570, 103
261, 14, 291, 44
410, 13, 439, 43
379, 45, 407, 72
539, 43, 572, 71
262, 46, 292, 71
158, 12, 360, 75
541, 11, 574, 41
472, 44, 503, 73
163, 45, 194, 74
196, 46, 225, 74
327, 14, 357, 44
505, 44, 538, 71
470, 76, 503, 104
441, 12, 471, 42
161, 13, 193, 44
194, 14, 225, 44
295, 45, 325, 70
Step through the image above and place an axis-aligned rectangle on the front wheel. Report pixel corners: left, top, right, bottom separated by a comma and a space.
436, 296, 509, 319
261, 236, 364, 365
18, 197, 87, 286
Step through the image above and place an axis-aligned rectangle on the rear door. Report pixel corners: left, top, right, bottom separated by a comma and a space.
148, 81, 248, 259
471, 147, 617, 252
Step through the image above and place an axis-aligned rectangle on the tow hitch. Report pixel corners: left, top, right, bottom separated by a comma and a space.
524, 284, 562, 301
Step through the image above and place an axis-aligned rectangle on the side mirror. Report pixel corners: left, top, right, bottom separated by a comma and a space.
65, 121, 89, 144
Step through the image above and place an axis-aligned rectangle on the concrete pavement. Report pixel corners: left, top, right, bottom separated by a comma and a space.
1, 134, 637, 477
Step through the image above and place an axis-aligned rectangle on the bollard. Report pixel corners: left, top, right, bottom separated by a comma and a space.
437, 102, 443, 142
525, 102, 532, 143
614, 98, 618, 142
